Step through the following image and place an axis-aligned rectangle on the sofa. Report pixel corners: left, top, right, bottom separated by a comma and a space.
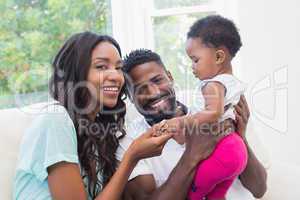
1, 102, 299, 199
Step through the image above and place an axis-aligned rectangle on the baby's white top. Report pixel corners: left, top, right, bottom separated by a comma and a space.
191, 74, 246, 122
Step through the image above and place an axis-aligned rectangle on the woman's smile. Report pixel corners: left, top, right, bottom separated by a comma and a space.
101, 85, 121, 97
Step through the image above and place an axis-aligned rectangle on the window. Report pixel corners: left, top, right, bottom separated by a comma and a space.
0, 0, 112, 109
152, 4, 215, 89
111, 0, 236, 90
151, 0, 216, 89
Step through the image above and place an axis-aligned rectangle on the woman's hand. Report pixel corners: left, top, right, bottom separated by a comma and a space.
234, 95, 250, 139
126, 127, 174, 162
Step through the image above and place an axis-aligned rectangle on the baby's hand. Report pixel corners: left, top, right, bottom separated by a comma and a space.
153, 118, 185, 144
165, 118, 186, 145
153, 120, 170, 137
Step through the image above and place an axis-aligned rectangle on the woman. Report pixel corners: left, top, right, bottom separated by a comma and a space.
13, 32, 173, 200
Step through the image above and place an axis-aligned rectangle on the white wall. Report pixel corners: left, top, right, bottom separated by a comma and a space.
236, 0, 300, 166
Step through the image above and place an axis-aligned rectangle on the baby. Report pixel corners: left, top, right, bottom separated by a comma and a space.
156, 15, 248, 200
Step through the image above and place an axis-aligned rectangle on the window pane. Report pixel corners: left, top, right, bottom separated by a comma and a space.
0, 0, 112, 109
154, 0, 210, 9
153, 12, 214, 90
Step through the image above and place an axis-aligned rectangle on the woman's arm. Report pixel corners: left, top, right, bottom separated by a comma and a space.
48, 153, 137, 200
48, 162, 88, 200
48, 130, 173, 200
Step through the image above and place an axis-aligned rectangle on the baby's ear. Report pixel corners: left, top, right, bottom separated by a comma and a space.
215, 49, 226, 65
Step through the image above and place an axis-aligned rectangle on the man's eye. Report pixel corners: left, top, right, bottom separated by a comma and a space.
153, 77, 163, 84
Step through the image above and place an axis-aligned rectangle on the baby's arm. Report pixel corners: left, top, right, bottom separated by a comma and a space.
165, 82, 226, 144
184, 81, 226, 125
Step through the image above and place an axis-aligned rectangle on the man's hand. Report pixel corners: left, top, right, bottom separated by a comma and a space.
234, 95, 250, 139
183, 124, 221, 167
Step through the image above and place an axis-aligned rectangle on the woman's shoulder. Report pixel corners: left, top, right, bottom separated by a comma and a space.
16, 102, 79, 184
21, 102, 77, 148
32, 102, 74, 128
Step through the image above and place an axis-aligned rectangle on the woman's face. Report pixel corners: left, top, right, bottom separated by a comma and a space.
87, 41, 124, 109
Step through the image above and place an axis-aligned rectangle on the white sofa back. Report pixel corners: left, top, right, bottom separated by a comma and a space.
0, 106, 36, 199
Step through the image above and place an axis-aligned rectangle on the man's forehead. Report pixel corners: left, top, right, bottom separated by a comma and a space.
128, 61, 167, 85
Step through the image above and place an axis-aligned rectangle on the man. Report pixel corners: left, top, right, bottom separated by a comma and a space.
117, 49, 267, 200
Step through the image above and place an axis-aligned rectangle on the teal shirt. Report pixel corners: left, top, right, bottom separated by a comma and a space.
13, 104, 79, 200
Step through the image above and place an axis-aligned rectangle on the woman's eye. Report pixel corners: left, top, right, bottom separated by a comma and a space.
116, 66, 123, 70
95, 65, 106, 70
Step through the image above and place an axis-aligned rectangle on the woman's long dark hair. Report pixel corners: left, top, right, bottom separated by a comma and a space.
49, 32, 126, 198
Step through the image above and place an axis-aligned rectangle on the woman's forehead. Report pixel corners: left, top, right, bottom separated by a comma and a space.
92, 41, 121, 61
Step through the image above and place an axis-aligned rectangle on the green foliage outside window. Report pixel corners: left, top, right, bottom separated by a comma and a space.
0, 0, 111, 108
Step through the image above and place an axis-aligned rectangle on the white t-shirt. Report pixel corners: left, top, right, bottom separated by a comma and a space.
191, 74, 246, 122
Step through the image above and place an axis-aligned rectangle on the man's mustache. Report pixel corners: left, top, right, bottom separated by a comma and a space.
143, 92, 171, 109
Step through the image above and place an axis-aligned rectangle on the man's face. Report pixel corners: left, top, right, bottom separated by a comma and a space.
127, 61, 177, 123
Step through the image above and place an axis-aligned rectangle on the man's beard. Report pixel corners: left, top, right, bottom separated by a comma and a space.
142, 95, 177, 125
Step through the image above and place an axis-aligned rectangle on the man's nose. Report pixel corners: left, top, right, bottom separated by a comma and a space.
145, 83, 160, 97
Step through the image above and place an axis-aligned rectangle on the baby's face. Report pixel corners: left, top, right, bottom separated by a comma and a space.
185, 38, 220, 80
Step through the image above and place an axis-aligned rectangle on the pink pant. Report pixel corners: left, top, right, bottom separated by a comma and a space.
188, 132, 248, 200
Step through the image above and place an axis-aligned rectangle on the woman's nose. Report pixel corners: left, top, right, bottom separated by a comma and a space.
106, 68, 123, 82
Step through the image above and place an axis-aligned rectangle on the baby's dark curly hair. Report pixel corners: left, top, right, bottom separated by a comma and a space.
122, 49, 165, 74
187, 15, 242, 58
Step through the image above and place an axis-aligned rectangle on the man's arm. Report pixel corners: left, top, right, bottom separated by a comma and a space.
239, 141, 267, 199
124, 131, 220, 200
125, 155, 195, 200
234, 96, 267, 198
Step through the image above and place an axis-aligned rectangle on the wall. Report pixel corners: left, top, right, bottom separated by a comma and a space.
236, 0, 300, 166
